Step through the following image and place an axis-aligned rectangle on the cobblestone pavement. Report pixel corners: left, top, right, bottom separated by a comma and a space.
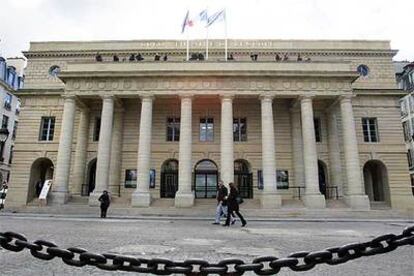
0, 216, 413, 275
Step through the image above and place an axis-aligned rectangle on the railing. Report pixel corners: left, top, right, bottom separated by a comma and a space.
326, 186, 339, 199
290, 186, 305, 199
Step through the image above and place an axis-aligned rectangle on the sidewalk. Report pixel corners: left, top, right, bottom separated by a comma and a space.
1, 199, 413, 222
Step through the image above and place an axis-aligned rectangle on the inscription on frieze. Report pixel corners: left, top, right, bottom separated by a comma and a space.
65, 77, 349, 95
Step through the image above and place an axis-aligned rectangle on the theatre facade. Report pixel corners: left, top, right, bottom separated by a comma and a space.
7, 39, 414, 210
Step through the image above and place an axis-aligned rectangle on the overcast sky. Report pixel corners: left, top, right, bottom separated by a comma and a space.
0, 0, 412, 60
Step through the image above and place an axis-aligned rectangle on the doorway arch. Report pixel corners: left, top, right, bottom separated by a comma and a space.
194, 159, 218, 198
160, 159, 179, 198
363, 160, 390, 205
318, 160, 328, 197
28, 158, 54, 202
234, 159, 253, 198
86, 158, 97, 196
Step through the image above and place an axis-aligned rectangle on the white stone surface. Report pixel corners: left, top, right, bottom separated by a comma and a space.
220, 95, 234, 185
89, 96, 114, 206
52, 96, 76, 204
132, 96, 153, 207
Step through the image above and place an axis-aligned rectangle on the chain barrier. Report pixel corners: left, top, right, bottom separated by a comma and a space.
0, 225, 413, 275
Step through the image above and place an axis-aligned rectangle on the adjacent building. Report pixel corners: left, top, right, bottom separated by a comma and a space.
6, 39, 414, 210
0, 57, 24, 184
396, 61, 414, 195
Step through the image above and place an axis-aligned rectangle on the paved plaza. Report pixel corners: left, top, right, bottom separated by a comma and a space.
0, 213, 413, 275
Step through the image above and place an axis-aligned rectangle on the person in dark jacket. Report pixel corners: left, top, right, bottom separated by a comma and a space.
98, 190, 111, 218
213, 181, 236, 225
223, 182, 247, 227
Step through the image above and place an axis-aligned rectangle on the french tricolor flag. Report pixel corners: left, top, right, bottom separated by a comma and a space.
181, 10, 194, 33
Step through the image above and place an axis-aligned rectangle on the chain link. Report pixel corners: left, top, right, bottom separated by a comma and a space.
0, 225, 413, 275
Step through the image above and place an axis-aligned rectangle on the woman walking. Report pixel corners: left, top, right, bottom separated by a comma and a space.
223, 182, 247, 227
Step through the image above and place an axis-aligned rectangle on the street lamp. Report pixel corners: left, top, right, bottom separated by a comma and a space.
0, 128, 10, 162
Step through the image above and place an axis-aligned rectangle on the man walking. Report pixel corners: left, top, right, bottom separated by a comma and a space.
212, 181, 235, 225
98, 190, 111, 218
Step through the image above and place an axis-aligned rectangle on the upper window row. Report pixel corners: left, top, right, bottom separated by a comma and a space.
37, 116, 380, 144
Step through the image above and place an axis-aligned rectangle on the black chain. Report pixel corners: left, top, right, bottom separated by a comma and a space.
0, 225, 413, 275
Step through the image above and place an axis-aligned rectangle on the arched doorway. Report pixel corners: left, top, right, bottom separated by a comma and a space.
28, 158, 54, 202
85, 158, 97, 196
318, 160, 328, 197
363, 160, 390, 205
234, 159, 253, 198
194, 159, 218, 198
160, 159, 179, 198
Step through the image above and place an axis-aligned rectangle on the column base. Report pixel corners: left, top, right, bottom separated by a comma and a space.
88, 192, 102, 207
49, 191, 69, 205
131, 191, 151, 207
174, 192, 195, 208
303, 194, 326, 209
344, 195, 370, 210
260, 193, 282, 209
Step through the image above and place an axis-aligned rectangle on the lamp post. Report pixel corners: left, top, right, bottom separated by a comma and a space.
0, 128, 10, 163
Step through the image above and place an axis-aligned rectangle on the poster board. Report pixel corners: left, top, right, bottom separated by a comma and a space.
39, 180, 52, 205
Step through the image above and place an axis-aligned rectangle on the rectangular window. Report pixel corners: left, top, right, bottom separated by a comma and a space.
4, 93, 12, 110
12, 121, 18, 140
410, 96, 414, 113
408, 150, 414, 170
403, 121, 411, 142
9, 145, 14, 164
200, 117, 214, 142
314, 117, 321, 142
401, 100, 408, 117
15, 100, 21, 115
362, 118, 379, 142
1, 115, 9, 129
39, 117, 55, 141
93, 117, 101, 141
166, 117, 180, 141
233, 118, 247, 142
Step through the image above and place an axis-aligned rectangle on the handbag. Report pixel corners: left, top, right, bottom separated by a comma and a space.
236, 196, 244, 204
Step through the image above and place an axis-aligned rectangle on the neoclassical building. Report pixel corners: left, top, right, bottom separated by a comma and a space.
7, 39, 414, 210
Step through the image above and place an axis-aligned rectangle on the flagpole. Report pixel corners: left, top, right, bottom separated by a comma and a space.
224, 9, 228, 61
206, 26, 209, 60
186, 31, 189, 61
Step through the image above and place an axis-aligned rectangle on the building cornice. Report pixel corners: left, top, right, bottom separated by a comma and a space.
23, 38, 397, 58
354, 88, 407, 96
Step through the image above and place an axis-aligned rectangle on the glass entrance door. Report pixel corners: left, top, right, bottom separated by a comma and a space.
195, 173, 218, 198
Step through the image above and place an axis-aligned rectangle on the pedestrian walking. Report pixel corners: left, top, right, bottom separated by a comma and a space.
213, 180, 235, 225
223, 182, 247, 227
98, 190, 111, 218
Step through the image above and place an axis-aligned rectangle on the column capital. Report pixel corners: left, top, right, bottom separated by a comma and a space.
179, 93, 194, 100
259, 94, 274, 102
220, 94, 235, 102
339, 94, 354, 102
140, 94, 155, 102
299, 94, 314, 102
100, 95, 114, 101
62, 95, 76, 101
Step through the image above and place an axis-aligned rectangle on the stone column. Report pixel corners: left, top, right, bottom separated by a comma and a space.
73, 107, 89, 196
89, 96, 114, 206
290, 108, 305, 189
220, 95, 234, 186
260, 95, 282, 208
327, 110, 343, 197
51, 95, 76, 204
340, 95, 370, 209
131, 96, 153, 207
300, 96, 326, 208
109, 108, 124, 197
175, 95, 194, 207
